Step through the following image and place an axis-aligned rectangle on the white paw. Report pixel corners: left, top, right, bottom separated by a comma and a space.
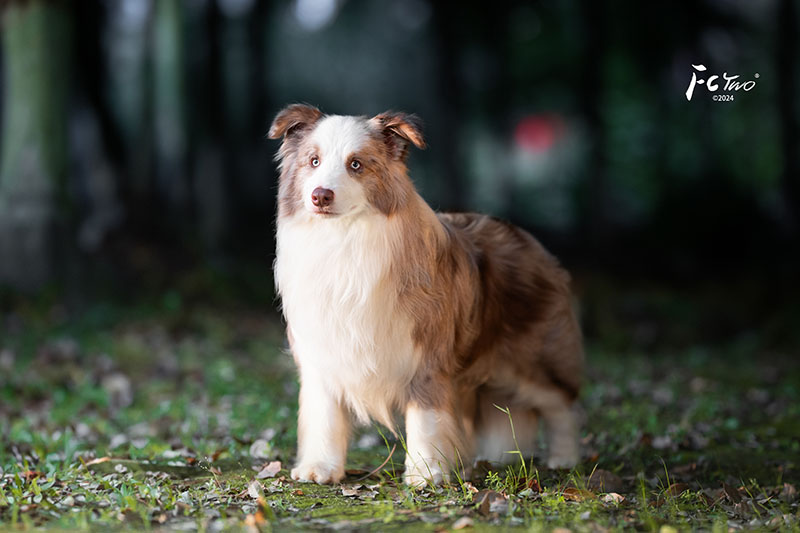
404, 461, 446, 488
290, 462, 344, 484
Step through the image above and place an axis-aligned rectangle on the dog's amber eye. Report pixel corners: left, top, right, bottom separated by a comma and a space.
350, 159, 361, 170
311, 157, 320, 167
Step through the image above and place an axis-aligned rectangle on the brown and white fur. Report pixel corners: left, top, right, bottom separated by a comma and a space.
268, 104, 583, 487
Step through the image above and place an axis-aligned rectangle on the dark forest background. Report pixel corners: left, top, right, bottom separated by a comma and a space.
0, 0, 798, 350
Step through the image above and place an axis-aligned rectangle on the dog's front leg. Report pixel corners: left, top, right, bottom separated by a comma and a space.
291, 367, 349, 484
403, 402, 459, 487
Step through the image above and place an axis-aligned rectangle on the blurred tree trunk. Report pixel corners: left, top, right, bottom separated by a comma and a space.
579, 0, 608, 251
0, 1, 70, 290
104, 0, 152, 222
153, 0, 189, 231
188, 0, 227, 252
221, 2, 271, 254
431, 2, 463, 211
777, 0, 799, 231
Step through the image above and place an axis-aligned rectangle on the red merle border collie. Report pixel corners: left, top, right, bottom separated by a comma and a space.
268, 104, 583, 486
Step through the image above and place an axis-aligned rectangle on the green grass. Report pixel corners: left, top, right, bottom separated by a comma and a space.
1, 301, 798, 531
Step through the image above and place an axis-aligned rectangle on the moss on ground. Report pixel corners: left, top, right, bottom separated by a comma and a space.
0, 301, 798, 531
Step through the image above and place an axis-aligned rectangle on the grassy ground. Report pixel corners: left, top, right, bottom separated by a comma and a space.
1, 297, 799, 531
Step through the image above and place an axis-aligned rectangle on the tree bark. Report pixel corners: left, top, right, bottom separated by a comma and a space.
0, 1, 71, 290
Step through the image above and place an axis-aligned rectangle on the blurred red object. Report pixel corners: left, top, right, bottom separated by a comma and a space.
513, 114, 565, 153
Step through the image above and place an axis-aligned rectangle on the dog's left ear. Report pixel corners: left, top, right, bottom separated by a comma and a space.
372, 112, 426, 160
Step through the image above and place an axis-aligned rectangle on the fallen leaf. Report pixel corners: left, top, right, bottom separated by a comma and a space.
672, 463, 698, 476
162, 447, 190, 459
474, 490, 506, 515
602, 492, 625, 504
211, 448, 226, 462
697, 492, 714, 506
0, 349, 15, 371
723, 482, 742, 503
654, 483, 690, 507
526, 477, 542, 493
767, 514, 794, 528
733, 500, 751, 518
59, 495, 75, 508
471, 460, 492, 484
489, 497, 509, 514
116, 509, 141, 522
255, 461, 282, 479
651, 435, 672, 450
342, 485, 362, 497
19, 470, 43, 482
249, 439, 272, 459
37, 338, 80, 363
452, 516, 474, 529
102, 373, 133, 410
685, 431, 709, 450
109, 434, 128, 449
666, 483, 690, 496
780, 483, 797, 504
247, 480, 263, 499
517, 487, 540, 498
84, 457, 111, 467
587, 469, 624, 493
563, 487, 595, 502
462, 481, 479, 494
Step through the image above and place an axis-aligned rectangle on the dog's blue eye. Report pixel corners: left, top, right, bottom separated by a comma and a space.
350, 160, 361, 170
311, 157, 320, 167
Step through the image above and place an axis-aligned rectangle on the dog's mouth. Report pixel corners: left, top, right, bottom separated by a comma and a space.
312, 208, 337, 216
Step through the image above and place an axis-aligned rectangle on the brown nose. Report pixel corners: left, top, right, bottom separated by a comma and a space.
311, 187, 334, 208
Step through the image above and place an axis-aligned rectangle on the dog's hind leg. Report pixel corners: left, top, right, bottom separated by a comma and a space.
515, 383, 579, 469
474, 391, 538, 465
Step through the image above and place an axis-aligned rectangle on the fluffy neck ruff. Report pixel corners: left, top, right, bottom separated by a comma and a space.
274, 194, 446, 427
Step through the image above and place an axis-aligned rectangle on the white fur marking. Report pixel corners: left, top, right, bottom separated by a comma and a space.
291, 366, 349, 483
300, 116, 372, 216
404, 404, 458, 487
276, 212, 419, 429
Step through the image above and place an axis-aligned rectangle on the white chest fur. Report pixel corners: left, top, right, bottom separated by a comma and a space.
275, 214, 419, 426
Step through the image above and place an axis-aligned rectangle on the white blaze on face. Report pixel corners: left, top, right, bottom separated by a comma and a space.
302, 116, 371, 216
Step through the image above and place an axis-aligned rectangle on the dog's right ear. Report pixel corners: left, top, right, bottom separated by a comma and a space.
268, 104, 323, 140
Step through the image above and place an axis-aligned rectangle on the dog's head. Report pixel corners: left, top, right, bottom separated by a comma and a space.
269, 104, 425, 219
